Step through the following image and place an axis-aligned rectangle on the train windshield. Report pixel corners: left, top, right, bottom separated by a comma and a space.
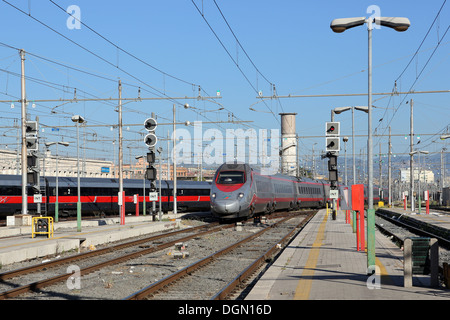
216, 171, 245, 184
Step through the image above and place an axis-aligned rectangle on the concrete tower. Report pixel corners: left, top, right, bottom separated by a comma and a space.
279, 113, 297, 176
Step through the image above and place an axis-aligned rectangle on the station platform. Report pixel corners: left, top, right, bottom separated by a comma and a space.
246, 208, 450, 300
0, 215, 182, 266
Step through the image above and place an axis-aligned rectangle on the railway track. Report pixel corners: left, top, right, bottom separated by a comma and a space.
375, 209, 450, 283
376, 209, 450, 248
0, 221, 224, 299
125, 211, 315, 300
0, 210, 314, 300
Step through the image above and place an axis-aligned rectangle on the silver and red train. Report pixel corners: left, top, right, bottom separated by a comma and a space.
210, 162, 387, 220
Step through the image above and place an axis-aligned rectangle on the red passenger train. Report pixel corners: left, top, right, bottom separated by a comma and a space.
0, 175, 210, 217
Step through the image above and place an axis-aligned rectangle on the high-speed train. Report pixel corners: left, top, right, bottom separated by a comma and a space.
210, 162, 386, 220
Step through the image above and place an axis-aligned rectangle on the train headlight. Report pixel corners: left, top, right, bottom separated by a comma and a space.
238, 193, 244, 198
212, 193, 216, 199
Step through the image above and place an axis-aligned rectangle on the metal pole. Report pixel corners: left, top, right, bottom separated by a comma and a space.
388, 126, 392, 207
367, 21, 374, 210
119, 80, 124, 224
352, 107, 356, 185
142, 159, 146, 216
410, 99, 414, 211
20, 49, 28, 215
418, 152, 422, 214
379, 143, 382, 200
367, 19, 375, 270
441, 148, 445, 205
173, 104, 177, 216
76, 121, 81, 232
55, 143, 59, 222
167, 130, 170, 180
344, 139, 347, 185
159, 150, 162, 220
36, 116, 41, 215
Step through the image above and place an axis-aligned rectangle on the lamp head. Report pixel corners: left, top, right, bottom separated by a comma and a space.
375, 17, 410, 32
330, 17, 365, 33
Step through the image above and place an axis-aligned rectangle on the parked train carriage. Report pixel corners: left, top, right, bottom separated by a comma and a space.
0, 174, 210, 218
0, 175, 46, 214
160, 180, 211, 213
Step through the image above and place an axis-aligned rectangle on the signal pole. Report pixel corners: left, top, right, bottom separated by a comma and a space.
173, 104, 177, 216
20, 49, 28, 215
119, 80, 124, 224
410, 99, 414, 211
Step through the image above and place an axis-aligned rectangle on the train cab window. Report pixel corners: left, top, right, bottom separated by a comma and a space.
216, 171, 245, 184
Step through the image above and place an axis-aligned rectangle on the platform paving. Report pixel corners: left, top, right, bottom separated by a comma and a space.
0, 215, 182, 266
246, 208, 450, 300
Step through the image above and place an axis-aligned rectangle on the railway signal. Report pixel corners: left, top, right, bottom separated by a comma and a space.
26, 120, 40, 192
25, 121, 38, 151
144, 118, 158, 202
144, 118, 158, 148
145, 150, 157, 184
325, 122, 340, 136
26, 153, 39, 191
325, 121, 340, 153
326, 137, 340, 152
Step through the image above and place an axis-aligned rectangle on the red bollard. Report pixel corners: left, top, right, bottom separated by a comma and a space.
135, 194, 139, 217
425, 190, 430, 214
121, 191, 126, 225
352, 184, 365, 251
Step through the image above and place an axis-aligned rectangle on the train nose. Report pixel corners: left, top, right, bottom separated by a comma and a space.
211, 199, 240, 214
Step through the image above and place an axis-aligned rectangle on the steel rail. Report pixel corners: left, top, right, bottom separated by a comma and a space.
0, 222, 218, 282
211, 211, 315, 300
0, 222, 227, 299
376, 210, 450, 248
124, 212, 312, 300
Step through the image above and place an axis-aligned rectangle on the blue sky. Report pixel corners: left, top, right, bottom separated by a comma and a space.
0, 1, 448, 175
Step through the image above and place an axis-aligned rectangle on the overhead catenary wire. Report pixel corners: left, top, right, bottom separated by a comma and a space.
190, 0, 280, 123
1, 0, 190, 107
48, 0, 198, 89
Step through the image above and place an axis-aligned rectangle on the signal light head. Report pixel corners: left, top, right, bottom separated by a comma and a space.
325, 122, 340, 136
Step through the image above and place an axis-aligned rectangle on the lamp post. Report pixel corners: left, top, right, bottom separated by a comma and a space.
331, 14, 410, 270
343, 136, 349, 185
333, 106, 369, 185
45, 141, 69, 223
71, 115, 85, 232
410, 150, 429, 213
135, 155, 146, 216
156, 146, 163, 220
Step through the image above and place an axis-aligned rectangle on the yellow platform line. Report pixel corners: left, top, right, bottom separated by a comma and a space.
294, 211, 328, 300
294, 211, 393, 299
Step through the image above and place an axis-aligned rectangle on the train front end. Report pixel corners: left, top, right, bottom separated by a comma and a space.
210, 163, 252, 220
